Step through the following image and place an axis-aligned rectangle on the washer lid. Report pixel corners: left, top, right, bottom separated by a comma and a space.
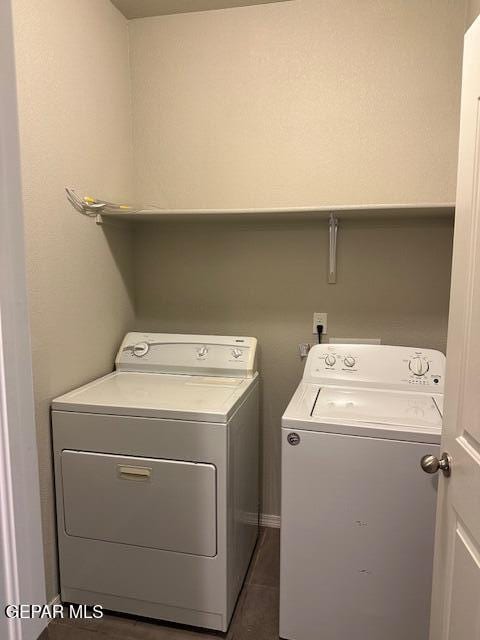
282, 382, 443, 443
312, 388, 442, 429
52, 371, 256, 423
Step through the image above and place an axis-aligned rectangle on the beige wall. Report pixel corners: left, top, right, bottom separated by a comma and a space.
467, 0, 480, 28
129, 0, 463, 518
134, 217, 454, 516
12, 0, 135, 600
129, 0, 465, 209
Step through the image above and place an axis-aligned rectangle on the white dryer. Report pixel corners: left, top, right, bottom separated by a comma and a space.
280, 344, 445, 640
52, 333, 259, 632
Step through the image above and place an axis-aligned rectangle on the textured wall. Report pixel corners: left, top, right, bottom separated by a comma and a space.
129, 0, 465, 209
134, 217, 454, 516
129, 0, 463, 518
12, 0, 135, 600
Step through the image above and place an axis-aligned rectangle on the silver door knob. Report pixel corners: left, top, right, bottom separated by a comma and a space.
420, 452, 452, 477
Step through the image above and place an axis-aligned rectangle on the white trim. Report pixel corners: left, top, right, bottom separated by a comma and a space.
260, 513, 281, 529
0, 383, 20, 640
0, 2, 47, 640
48, 595, 61, 608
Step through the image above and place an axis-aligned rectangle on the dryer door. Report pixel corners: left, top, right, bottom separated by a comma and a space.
61, 450, 217, 557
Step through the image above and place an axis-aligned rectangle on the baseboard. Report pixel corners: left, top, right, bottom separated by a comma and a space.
260, 513, 280, 528
49, 594, 61, 607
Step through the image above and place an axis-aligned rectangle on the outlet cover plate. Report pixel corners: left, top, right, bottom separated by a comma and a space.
313, 313, 327, 334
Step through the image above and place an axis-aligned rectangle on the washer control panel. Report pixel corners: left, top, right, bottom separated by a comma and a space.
116, 332, 257, 378
304, 344, 445, 392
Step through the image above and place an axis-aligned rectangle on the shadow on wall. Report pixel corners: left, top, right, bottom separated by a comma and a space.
103, 222, 136, 313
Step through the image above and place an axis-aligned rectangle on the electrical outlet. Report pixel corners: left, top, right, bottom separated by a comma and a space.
313, 313, 328, 334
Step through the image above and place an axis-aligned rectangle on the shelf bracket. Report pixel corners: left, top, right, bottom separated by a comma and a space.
328, 213, 339, 284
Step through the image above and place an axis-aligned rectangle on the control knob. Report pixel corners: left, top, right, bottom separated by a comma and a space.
197, 345, 209, 358
344, 356, 356, 368
132, 342, 149, 357
232, 348, 243, 359
325, 354, 336, 367
409, 357, 429, 377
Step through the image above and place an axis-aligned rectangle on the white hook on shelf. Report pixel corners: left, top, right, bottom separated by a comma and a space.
328, 213, 339, 284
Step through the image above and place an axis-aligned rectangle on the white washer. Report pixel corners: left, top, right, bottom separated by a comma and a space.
280, 344, 445, 640
52, 332, 259, 632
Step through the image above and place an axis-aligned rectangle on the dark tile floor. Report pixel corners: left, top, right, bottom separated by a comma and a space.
40, 527, 280, 640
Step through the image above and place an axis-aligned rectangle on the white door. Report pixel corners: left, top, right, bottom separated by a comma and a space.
428, 15, 480, 639
0, 1, 47, 639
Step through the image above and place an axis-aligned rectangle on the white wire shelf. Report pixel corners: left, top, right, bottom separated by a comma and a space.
64, 189, 454, 284
64, 189, 455, 222
94, 202, 455, 222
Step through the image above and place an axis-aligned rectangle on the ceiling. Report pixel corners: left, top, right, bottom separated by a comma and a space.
110, 0, 290, 19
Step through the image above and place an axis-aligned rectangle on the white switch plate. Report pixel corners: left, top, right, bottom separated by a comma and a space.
313, 313, 327, 334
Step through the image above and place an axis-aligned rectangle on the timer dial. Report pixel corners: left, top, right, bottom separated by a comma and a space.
409, 357, 429, 377
132, 342, 149, 357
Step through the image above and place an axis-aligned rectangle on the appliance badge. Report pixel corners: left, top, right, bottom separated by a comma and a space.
287, 433, 301, 446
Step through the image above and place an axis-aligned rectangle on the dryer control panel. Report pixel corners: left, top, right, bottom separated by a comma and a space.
303, 344, 445, 392
116, 333, 257, 378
